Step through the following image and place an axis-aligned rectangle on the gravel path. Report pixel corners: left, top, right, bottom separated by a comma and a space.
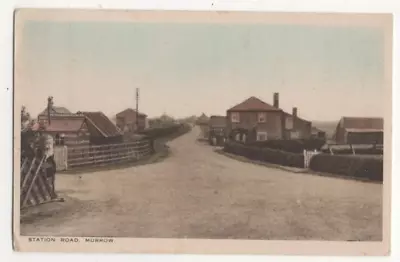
21, 127, 382, 240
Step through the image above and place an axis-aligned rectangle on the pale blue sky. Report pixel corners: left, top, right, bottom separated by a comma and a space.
19, 21, 385, 121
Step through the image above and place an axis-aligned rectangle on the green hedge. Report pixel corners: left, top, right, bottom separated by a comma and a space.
248, 138, 326, 153
139, 124, 190, 139
309, 154, 383, 182
224, 141, 304, 168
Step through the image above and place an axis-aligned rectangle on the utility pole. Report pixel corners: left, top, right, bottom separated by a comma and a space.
136, 88, 139, 131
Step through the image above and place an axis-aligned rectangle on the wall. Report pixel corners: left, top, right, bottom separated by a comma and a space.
226, 111, 283, 140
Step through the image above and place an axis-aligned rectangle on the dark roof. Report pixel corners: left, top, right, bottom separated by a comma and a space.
39, 106, 72, 116
209, 115, 226, 127
227, 96, 281, 112
80, 111, 122, 137
341, 117, 383, 130
116, 108, 147, 117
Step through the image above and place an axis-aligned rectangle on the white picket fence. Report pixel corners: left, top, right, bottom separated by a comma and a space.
303, 149, 321, 168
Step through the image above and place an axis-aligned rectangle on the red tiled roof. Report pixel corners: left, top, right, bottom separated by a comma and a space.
227, 96, 281, 112
81, 112, 122, 137
342, 117, 383, 130
31, 118, 85, 132
116, 108, 147, 118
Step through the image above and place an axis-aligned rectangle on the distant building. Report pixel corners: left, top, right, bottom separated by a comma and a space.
116, 108, 147, 132
333, 117, 383, 145
311, 126, 326, 140
38, 106, 73, 123
196, 113, 210, 139
226, 93, 311, 143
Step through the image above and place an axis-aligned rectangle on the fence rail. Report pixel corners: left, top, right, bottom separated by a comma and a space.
61, 139, 153, 169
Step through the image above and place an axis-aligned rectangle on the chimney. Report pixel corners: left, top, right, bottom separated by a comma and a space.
292, 107, 298, 118
273, 93, 279, 108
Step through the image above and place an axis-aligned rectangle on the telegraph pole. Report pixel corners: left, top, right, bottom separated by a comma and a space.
136, 88, 139, 131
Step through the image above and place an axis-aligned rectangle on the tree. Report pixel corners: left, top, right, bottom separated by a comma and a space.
21, 106, 31, 130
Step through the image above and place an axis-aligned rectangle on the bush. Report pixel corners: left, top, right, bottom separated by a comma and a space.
224, 141, 304, 168
309, 154, 383, 181
248, 138, 326, 154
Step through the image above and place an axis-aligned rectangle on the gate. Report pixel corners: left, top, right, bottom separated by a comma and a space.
54, 146, 68, 171
303, 149, 321, 168
20, 155, 58, 209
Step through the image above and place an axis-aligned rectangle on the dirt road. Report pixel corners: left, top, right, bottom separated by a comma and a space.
21, 127, 382, 240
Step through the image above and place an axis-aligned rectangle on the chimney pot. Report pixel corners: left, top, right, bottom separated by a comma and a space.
273, 93, 279, 108
292, 107, 298, 117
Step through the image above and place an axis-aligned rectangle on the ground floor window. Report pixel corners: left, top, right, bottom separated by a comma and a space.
290, 131, 300, 139
257, 131, 267, 141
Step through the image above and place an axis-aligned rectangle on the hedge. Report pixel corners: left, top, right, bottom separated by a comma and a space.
248, 138, 326, 154
139, 124, 190, 139
309, 154, 383, 182
224, 141, 304, 168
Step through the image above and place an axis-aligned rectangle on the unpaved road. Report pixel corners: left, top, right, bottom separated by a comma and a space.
21, 127, 382, 240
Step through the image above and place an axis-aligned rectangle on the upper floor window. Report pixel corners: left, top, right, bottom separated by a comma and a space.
285, 116, 293, 130
231, 112, 240, 123
258, 112, 267, 123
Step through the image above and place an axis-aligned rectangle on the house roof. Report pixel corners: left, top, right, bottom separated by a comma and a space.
341, 117, 383, 130
116, 108, 147, 117
80, 111, 122, 137
39, 106, 72, 116
31, 117, 86, 133
311, 126, 325, 133
283, 111, 311, 124
227, 96, 281, 112
209, 115, 226, 127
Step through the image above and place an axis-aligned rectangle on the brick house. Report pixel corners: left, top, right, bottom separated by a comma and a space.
116, 108, 148, 133
333, 117, 383, 145
226, 93, 311, 142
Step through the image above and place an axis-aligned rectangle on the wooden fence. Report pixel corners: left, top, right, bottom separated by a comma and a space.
65, 139, 153, 169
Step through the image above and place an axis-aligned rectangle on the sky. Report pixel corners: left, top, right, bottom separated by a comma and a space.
18, 20, 385, 121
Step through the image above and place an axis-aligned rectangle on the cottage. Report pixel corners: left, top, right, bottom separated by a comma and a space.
226, 93, 312, 143
32, 115, 90, 146
333, 117, 383, 145
116, 108, 148, 132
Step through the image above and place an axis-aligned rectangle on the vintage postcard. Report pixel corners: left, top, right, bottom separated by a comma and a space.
13, 9, 392, 255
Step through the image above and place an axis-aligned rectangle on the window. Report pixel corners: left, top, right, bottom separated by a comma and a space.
285, 116, 293, 130
231, 112, 240, 123
290, 131, 300, 139
257, 131, 268, 141
257, 112, 266, 123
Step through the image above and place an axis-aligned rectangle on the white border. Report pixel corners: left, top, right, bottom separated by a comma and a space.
1, 0, 399, 261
